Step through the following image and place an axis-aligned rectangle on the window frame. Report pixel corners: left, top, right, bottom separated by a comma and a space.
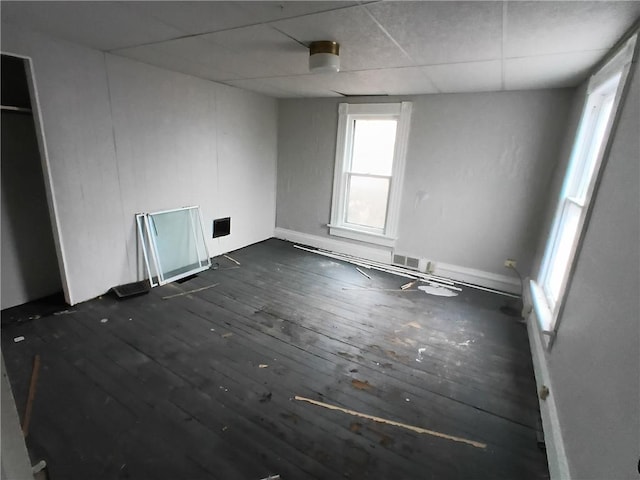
530, 34, 637, 343
329, 102, 412, 247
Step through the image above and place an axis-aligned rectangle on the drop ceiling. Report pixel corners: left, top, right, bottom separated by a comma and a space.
2, 1, 639, 98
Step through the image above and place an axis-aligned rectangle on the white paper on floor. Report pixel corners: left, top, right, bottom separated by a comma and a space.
418, 285, 458, 297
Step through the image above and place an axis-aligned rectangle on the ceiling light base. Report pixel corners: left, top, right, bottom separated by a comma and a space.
309, 41, 340, 73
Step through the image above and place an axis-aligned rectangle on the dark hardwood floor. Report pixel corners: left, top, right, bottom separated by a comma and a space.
1, 238, 548, 479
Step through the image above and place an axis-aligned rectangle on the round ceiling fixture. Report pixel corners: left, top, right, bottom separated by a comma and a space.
309, 41, 340, 73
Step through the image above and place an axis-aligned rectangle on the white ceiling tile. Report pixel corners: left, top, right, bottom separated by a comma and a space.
122, 2, 355, 35
225, 78, 306, 98
1, 1, 183, 51
236, 2, 359, 26
114, 35, 267, 81
505, 1, 640, 58
2, 1, 636, 97
365, 1, 503, 65
270, 5, 412, 71
113, 42, 238, 82
421, 60, 503, 93
327, 68, 438, 96
199, 25, 309, 77
505, 50, 608, 91
227, 76, 343, 98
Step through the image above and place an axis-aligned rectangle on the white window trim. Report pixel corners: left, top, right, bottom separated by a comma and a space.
530, 33, 637, 344
328, 102, 412, 247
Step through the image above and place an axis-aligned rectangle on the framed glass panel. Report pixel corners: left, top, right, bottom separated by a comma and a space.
138, 206, 211, 286
345, 174, 390, 230
543, 200, 581, 306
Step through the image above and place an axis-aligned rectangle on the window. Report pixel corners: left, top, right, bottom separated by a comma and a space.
329, 102, 412, 247
531, 34, 636, 339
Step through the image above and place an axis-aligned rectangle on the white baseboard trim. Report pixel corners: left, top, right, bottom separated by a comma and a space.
274, 228, 520, 294
524, 285, 570, 479
274, 227, 392, 264
432, 261, 521, 294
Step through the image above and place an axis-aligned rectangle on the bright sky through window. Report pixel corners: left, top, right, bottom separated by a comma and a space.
350, 120, 397, 175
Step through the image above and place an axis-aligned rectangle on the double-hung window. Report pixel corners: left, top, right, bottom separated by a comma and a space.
531, 34, 636, 341
329, 102, 412, 247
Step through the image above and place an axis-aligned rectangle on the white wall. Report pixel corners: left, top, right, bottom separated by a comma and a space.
1, 24, 277, 305
106, 55, 277, 280
277, 91, 573, 287
528, 55, 639, 479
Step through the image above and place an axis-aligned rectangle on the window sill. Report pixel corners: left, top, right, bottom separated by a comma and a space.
328, 224, 396, 247
529, 280, 556, 340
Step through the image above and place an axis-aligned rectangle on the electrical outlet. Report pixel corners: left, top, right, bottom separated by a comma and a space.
504, 259, 517, 269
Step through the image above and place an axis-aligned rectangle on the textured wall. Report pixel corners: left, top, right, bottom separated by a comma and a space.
1, 24, 277, 305
277, 91, 572, 278
538, 56, 639, 479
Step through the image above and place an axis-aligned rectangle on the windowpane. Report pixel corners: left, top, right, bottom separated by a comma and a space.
350, 119, 397, 175
575, 93, 615, 201
345, 175, 390, 229
545, 201, 581, 305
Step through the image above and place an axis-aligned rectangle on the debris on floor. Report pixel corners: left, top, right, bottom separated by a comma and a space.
13, 336, 25, 343
22, 354, 41, 437
221, 332, 233, 338
260, 475, 280, 480
400, 280, 418, 290
294, 244, 520, 299
294, 244, 453, 287
355, 267, 371, 279
100, 318, 109, 323
351, 379, 372, 391
162, 283, 219, 300
416, 347, 426, 363
223, 254, 241, 266
32, 459, 48, 480
111, 280, 151, 299
341, 287, 421, 292
294, 395, 486, 449
258, 364, 269, 369
53, 309, 76, 316
418, 285, 458, 297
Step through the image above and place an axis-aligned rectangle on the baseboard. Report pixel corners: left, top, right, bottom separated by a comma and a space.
275, 228, 521, 294
432, 261, 521, 294
524, 286, 571, 480
274, 227, 392, 264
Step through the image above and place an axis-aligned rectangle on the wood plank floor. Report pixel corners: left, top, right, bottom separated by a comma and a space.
1, 238, 549, 479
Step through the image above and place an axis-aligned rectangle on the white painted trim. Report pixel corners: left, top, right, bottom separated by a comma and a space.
274, 227, 392, 264
385, 101, 412, 238
11, 53, 74, 304
529, 280, 554, 340
524, 293, 571, 480
431, 261, 520, 294
329, 102, 412, 244
275, 228, 520, 294
328, 224, 396, 247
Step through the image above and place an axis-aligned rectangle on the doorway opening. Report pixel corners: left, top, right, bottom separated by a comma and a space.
1, 54, 65, 312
